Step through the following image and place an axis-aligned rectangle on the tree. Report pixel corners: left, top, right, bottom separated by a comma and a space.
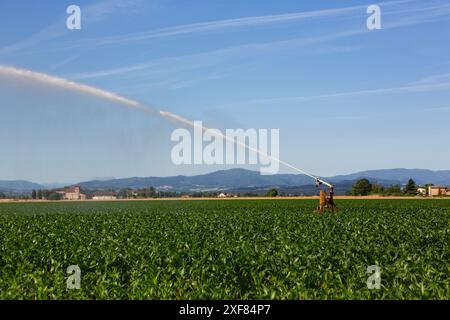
48, 192, 62, 201
118, 188, 130, 199
371, 184, 385, 195
265, 188, 279, 197
385, 184, 402, 195
31, 190, 37, 199
145, 187, 156, 198
37, 190, 43, 200
352, 179, 372, 196
404, 178, 417, 195
0, 192, 5, 199
243, 192, 259, 197
42, 189, 50, 200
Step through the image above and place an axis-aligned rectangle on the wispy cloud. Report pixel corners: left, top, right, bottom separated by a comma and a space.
55, 0, 414, 51
82, 0, 146, 25
0, 22, 63, 56
0, 0, 146, 56
63, 0, 450, 85
408, 72, 450, 85
381, 1, 450, 27
66, 37, 274, 81
328, 106, 450, 121
49, 55, 80, 71
69, 63, 158, 80
218, 81, 450, 108
117, 61, 260, 92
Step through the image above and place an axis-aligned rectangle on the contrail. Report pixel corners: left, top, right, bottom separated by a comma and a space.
0, 65, 330, 186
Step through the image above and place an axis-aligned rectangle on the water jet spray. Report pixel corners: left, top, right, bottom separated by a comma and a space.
0, 65, 335, 209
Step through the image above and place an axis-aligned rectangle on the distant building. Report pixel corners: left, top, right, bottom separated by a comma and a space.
428, 186, 450, 197
55, 186, 86, 200
92, 191, 117, 201
417, 187, 427, 196
217, 193, 238, 198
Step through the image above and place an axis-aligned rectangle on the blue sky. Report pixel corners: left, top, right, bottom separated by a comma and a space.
1, 0, 450, 183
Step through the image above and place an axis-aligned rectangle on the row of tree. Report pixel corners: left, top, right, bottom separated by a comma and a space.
351, 178, 418, 196
31, 189, 63, 200
265, 188, 279, 197
117, 187, 183, 199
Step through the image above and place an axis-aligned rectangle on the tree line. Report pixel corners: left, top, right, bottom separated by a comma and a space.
117, 187, 184, 199
351, 178, 419, 196
31, 189, 63, 200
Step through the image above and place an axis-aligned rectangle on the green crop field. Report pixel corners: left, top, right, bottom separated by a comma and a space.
0, 199, 449, 300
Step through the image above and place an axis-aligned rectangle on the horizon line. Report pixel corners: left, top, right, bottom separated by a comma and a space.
2, 167, 450, 185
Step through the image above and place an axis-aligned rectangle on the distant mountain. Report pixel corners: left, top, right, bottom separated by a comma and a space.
0, 180, 44, 192
330, 169, 450, 186
76, 168, 450, 193
77, 169, 313, 192
91, 177, 116, 182
3, 168, 449, 195
228, 180, 359, 196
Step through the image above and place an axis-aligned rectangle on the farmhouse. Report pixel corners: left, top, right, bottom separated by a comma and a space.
416, 187, 427, 196
428, 186, 450, 197
92, 191, 117, 201
55, 186, 86, 200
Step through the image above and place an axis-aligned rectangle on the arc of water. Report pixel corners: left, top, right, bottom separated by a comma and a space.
0, 65, 332, 187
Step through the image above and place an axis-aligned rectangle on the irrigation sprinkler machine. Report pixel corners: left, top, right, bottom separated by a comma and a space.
281, 164, 338, 213
314, 177, 338, 214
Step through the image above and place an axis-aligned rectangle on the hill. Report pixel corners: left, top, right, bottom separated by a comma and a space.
0, 180, 44, 193
331, 168, 450, 185
76, 168, 450, 193
3, 168, 449, 195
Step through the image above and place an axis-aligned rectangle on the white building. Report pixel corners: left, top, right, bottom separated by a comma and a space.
92, 191, 117, 201
417, 187, 427, 196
